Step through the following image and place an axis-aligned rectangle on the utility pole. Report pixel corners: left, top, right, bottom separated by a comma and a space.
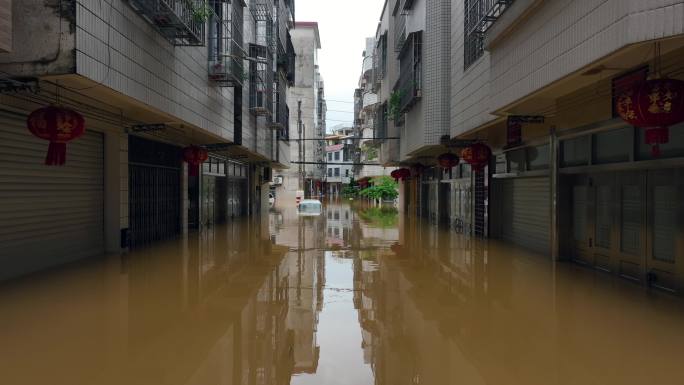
298, 100, 303, 192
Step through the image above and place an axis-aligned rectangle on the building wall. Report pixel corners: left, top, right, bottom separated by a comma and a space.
279, 24, 325, 203
75, 0, 236, 142
0, 0, 10, 53
451, 0, 684, 138
450, 1, 497, 139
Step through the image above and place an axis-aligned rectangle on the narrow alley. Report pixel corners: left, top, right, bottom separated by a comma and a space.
1, 203, 683, 385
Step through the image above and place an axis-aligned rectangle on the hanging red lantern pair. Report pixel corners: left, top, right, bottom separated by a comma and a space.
390, 168, 411, 182
461, 143, 492, 172
27, 106, 86, 165
182, 145, 209, 177
436, 153, 459, 169
616, 78, 684, 157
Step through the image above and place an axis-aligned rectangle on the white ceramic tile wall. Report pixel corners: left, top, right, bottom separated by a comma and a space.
75, 0, 238, 142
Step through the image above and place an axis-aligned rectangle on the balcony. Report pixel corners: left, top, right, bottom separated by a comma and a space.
285, 32, 296, 85
128, 0, 206, 46
208, 0, 245, 86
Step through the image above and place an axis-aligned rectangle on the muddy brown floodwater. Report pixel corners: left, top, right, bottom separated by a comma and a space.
1, 202, 684, 385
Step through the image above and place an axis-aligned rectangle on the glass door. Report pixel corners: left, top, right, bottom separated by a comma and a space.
570, 175, 593, 266
646, 169, 683, 292
614, 172, 647, 281
591, 173, 616, 272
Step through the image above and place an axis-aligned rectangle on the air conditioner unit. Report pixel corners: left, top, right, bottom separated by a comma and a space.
272, 176, 284, 185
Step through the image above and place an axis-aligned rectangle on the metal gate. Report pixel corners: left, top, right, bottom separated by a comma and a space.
0, 112, 104, 279
128, 136, 181, 248
495, 177, 551, 254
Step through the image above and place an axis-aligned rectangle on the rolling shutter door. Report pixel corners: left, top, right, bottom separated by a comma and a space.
0, 113, 104, 280
499, 177, 550, 254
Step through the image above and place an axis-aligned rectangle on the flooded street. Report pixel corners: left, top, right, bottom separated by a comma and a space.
1, 202, 684, 385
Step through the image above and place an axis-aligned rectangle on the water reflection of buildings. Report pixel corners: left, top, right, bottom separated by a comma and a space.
354, 215, 684, 385
0, 216, 325, 385
269, 207, 326, 376
325, 204, 353, 246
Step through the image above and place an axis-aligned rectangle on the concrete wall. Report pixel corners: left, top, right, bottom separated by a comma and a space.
281, 24, 325, 201
0, 0, 75, 74
0, 0, 10, 53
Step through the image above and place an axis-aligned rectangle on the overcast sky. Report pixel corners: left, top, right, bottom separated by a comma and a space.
295, 0, 386, 132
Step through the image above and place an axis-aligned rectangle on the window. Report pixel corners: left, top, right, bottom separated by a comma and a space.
463, 0, 516, 69
397, 31, 422, 112
328, 168, 333, 177
594, 127, 631, 164
527, 144, 549, 171
334, 152, 340, 161
328, 152, 332, 161
345, 169, 349, 177
561, 136, 590, 167
464, 0, 485, 69
334, 168, 340, 176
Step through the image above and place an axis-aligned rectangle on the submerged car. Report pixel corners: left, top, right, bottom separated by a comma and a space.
298, 199, 322, 216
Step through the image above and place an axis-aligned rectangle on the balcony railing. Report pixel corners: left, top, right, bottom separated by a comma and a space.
208, 0, 245, 86
128, 0, 206, 46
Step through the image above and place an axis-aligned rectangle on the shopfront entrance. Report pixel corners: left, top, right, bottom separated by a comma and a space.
568, 169, 683, 291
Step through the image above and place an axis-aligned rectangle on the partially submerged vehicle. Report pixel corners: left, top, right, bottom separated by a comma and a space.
298, 199, 322, 216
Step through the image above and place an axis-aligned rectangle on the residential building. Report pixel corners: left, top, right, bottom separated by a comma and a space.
353, 37, 394, 182
275, 21, 326, 204
325, 127, 354, 197
449, 0, 684, 292
371, 0, 451, 215
364, 0, 684, 292
0, 0, 295, 280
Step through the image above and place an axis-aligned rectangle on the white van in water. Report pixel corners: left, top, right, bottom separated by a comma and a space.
298, 199, 322, 216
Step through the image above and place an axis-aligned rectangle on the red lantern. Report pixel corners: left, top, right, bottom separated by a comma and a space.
182, 145, 209, 177
461, 143, 492, 172
27, 106, 85, 165
617, 78, 684, 157
391, 168, 411, 182
437, 153, 459, 170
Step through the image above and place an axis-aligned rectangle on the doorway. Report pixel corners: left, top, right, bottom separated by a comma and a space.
568, 169, 683, 291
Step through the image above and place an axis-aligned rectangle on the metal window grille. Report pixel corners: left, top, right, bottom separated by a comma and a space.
249, 44, 273, 117
272, 73, 289, 136
375, 103, 387, 141
464, 0, 516, 69
394, 5, 407, 53
208, 0, 245, 86
396, 31, 422, 112
128, 0, 206, 46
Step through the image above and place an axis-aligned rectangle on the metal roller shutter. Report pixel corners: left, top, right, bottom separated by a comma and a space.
0, 112, 104, 280
499, 177, 550, 254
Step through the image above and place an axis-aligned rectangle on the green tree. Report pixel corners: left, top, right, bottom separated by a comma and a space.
359, 176, 398, 201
